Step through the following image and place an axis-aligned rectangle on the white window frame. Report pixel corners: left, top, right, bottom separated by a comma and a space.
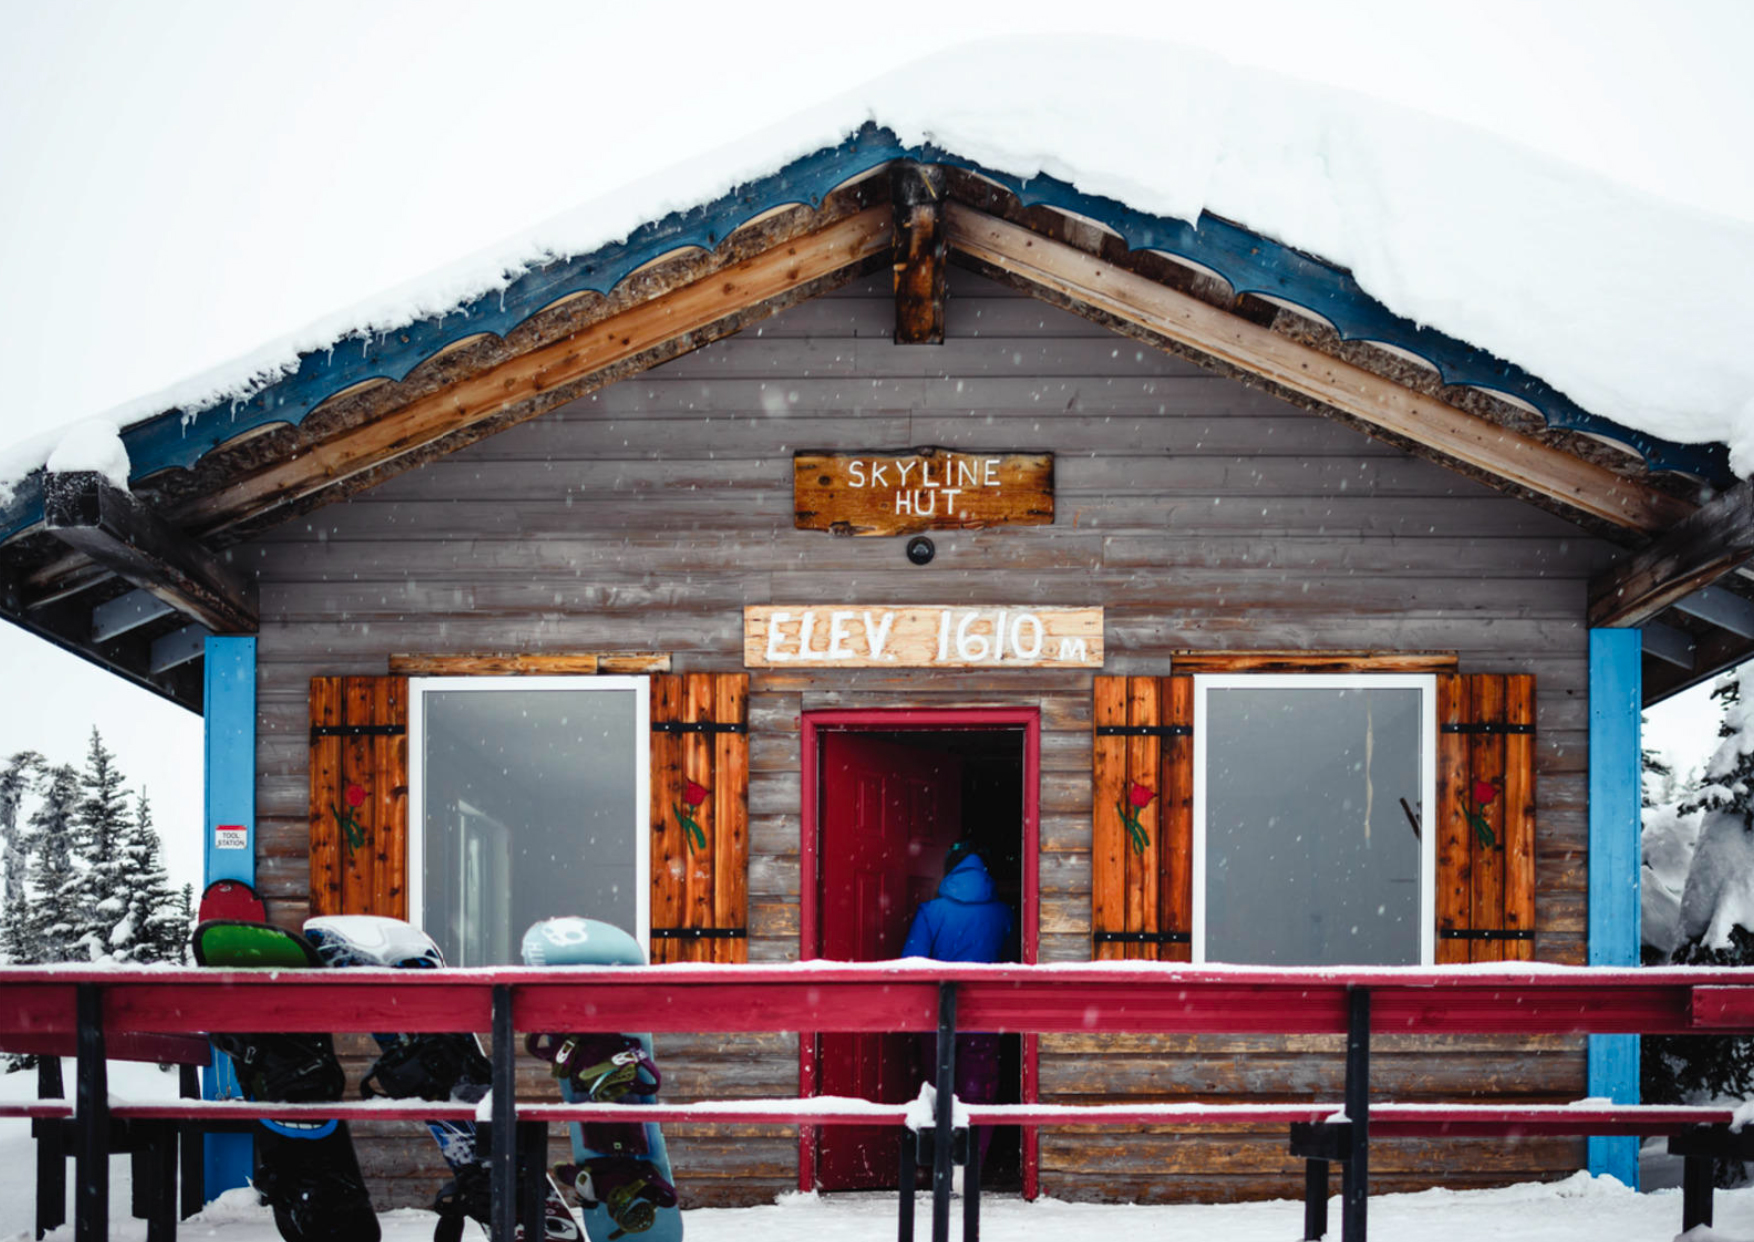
406, 675, 652, 955
1191, 672, 1438, 966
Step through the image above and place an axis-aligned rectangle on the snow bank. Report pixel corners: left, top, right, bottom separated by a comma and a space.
5, 35, 1754, 496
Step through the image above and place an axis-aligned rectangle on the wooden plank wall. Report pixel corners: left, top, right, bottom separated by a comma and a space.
245, 268, 1611, 1207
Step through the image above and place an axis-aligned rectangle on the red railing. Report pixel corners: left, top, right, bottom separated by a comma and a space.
5, 961, 1754, 1242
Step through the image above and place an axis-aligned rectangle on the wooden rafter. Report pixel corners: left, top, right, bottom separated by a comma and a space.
171, 204, 894, 539
942, 202, 1694, 535
891, 163, 946, 344
42, 472, 257, 634
1589, 478, 1754, 627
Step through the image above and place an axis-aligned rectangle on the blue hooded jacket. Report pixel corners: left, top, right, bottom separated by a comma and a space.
901, 852, 1013, 963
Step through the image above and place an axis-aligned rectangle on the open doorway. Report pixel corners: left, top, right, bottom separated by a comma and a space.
801, 709, 1040, 1196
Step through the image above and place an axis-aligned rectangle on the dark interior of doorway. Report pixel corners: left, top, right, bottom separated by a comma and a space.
836, 728, 1024, 1191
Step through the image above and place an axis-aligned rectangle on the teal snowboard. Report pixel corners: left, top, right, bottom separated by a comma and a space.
521, 918, 682, 1242
191, 919, 380, 1242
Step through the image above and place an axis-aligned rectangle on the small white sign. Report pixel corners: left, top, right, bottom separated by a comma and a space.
214, 825, 248, 850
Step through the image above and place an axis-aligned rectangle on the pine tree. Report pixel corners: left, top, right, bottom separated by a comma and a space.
13, 764, 81, 964
0, 751, 42, 961
70, 729, 132, 962
174, 884, 194, 965
112, 790, 181, 963
1644, 665, 1754, 1185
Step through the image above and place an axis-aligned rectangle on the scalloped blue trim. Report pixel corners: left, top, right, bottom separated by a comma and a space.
0, 122, 1727, 544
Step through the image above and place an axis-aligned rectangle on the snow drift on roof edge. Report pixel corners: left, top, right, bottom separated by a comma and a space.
6, 33, 1754, 502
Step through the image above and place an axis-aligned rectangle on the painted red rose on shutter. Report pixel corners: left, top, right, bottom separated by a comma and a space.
675, 780, 709, 853
1467, 778, 1500, 848
1118, 782, 1155, 854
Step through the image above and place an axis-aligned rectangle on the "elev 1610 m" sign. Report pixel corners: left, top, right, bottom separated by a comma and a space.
744, 605, 1103, 668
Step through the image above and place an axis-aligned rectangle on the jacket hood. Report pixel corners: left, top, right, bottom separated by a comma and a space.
938, 853, 997, 903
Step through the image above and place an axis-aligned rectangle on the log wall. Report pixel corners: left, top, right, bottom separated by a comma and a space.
245, 268, 1610, 1208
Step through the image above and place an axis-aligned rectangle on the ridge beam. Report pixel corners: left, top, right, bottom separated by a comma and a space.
43, 472, 257, 635
892, 163, 947, 344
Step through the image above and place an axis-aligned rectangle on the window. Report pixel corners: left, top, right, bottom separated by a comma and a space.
1192, 674, 1436, 966
407, 676, 649, 965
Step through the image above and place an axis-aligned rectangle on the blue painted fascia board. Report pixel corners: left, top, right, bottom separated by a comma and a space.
1587, 627, 1641, 1187
0, 124, 1728, 544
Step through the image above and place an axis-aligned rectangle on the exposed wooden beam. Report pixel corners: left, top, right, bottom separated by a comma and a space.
90, 588, 176, 644
1671, 584, 1754, 640
42, 472, 258, 634
891, 163, 946, 344
387, 652, 671, 676
149, 623, 210, 674
1645, 624, 1754, 704
1589, 478, 1754, 627
943, 202, 1694, 535
175, 205, 894, 538
1641, 620, 1696, 670
1168, 649, 1458, 673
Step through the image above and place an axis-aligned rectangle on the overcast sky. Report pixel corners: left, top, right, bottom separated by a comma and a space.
0, 0, 1746, 894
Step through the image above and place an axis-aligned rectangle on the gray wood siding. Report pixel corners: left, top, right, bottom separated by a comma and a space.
246, 269, 1606, 1207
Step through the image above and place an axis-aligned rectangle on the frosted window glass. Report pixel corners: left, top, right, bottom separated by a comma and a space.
1204, 687, 1423, 965
420, 688, 639, 965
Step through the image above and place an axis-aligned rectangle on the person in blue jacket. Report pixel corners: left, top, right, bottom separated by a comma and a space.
901, 839, 1013, 1163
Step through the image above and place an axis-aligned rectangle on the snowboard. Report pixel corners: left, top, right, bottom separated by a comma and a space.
303, 914, 584, 1242
191, 919, 381, 1242
521, 918, 682, 1242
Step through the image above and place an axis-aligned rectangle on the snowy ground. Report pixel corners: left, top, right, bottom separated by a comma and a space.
3, 1062, 1753, 1241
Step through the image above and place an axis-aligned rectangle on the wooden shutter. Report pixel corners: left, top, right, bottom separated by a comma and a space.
1436, 673, 1536, 963
309, 676, 409, 918
1092, 675, 1193, 962
649, 673, 750, 964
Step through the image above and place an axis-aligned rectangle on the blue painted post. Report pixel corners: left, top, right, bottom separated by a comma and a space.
203, 636, 256, 1198
1588, 628, 1641, 1187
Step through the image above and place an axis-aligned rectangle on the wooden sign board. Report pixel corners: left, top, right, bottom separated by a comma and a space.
793, 448, 1053, 536
745, 605, 1103, 669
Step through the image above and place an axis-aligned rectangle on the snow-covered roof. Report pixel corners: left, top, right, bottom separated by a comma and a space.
1, 36, 1750, 534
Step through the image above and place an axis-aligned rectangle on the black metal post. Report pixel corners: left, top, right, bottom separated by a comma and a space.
1341, 987, 1370, 1242
491, 984, 517, 1242
141, 1121, 176, 1242
932, 982, 957, 1242
177, 1064, 202, 1220
898, 1128, 917, 1242
1303, 1158, 1329, 1240
961, 1123, 980, 1242
517, 1121, 545, 1239
38, 1054, 67, 1237
75, 983, 108, 1242
1682, 1154, 1714, 1231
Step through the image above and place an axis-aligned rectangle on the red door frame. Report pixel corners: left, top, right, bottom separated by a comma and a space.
798, 707, 1042, 1199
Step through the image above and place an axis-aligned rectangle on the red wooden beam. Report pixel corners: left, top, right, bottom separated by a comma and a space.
3, 965, 1754, 1039
514, 981, 943, 1034
1690, 985, 1754, 1028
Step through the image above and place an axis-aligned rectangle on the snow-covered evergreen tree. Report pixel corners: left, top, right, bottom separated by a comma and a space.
174, 883, 194, 965
1645, 664, 1754, 1182
111, 790, 182, 963
0, 750, 42, 960
12, 764, 81, 964
69, 729, 132, 961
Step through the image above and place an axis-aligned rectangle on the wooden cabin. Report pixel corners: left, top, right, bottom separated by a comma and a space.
2, 129, 1748, 1209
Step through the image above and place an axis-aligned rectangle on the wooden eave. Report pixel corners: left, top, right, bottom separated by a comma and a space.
1, 142, 1744, 708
